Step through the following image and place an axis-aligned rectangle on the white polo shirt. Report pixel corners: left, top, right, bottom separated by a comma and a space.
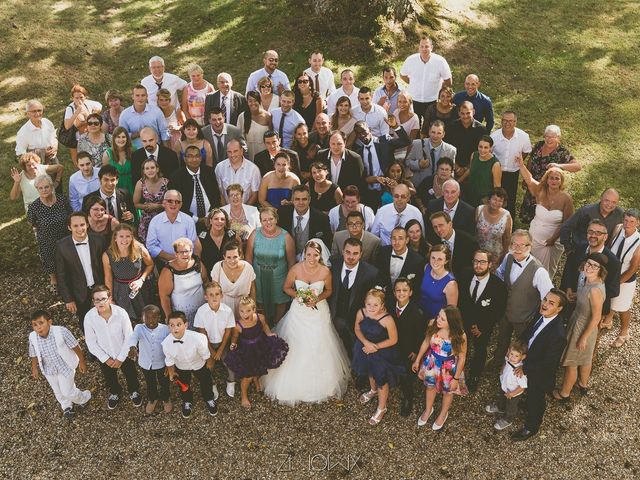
491, 128, 532, 172
400, 52, 451, 103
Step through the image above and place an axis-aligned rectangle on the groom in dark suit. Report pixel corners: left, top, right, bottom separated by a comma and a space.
55, 212, 107, 332
458, 249, 507, 391
430, 210, 478, 278
315, 130, 365, 192
329, 238, 379, 357
512, 288, 568, 441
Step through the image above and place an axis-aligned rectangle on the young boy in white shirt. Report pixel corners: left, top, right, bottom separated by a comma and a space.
194, 282, 237, 399
162, 311, 217, 418
84, 285, 141, 410
128, 305, 171, 414
29, 310, 91, 419
485, 340, 528, 430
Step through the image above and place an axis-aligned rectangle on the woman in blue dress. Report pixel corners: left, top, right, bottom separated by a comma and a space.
258, 152, 300, 209
419, 244, 459, 319
352, 288, 405, 426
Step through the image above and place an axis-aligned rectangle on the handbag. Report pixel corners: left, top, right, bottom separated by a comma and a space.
57, 105, 78, 148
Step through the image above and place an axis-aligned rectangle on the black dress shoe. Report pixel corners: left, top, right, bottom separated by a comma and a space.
511, 428, 537, 441
467, 376, 479, 393
400, 399, 412, 417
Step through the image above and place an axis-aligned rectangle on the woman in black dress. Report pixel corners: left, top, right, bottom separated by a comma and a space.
308, 161, 343, 213
292, 72, 323, 129
200, 208, 238, 276
27, 174, 72, 291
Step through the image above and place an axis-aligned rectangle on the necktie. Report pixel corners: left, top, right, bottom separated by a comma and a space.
148, 154, 155, 162
616, 235, 625, 259
342, 269, 351, 289
395, 212, 403, 227
471, 279, 480, 303
365, 146, 373, 176
392, 254, 403, 260
215, 134, 225, 163
295, 215, 303, 237
173, 339, 184, 344
193, 174, 206, 218
532, 316, 544, 333
430, 148, 436, 176
444, 207, 454, 218
513, 260, 523, 268
105, 196, 115, 217
314, 74, 320, 93
75, 242, 87, 246
442, 238, 449, 249
396, 307, 402, 318
221, 95, 227, 121
155, 79, 163, 89
278, 112, 286, 141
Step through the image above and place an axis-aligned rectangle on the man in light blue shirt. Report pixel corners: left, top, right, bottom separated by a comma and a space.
373, 66, 403, 112
68, 152, 100, 211
119, 85, 170, 150
270, 91, 305, 148
145, 190, 201, 265
246, 50, 291, 95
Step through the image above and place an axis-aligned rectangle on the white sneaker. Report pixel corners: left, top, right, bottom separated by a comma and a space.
494, 418, 512, 430
226, 382, 236, 398
485, 403, 503, 414
212, 384, 219, 401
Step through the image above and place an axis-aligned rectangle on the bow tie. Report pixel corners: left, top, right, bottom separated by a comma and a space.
513, 256, 529, 268
173, 340, 184, 344
391, 254, 404, 260
75, 242, 87, 246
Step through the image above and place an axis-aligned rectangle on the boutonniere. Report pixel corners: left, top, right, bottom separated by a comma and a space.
315, 232, 324, 238
407, 274, 415, 280
481, 298, 491, 307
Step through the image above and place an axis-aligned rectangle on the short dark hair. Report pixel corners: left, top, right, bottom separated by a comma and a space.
274, 151, 290, 163
31, 309, 52, 322
343, 237, 362, 250
382, 66, 397, 76
263, 130, 279, 140
437, 157, 455, 169
430, 211, 452, 224
548, 288, 568, 310
346, 211, 364, 223
77, 151, 92, 163
67, 211, 88, 226
91, 284, 111, 297
142, 305, 161, 321
167, 311, 187, 324
358, 86, 372, 96
479, 134, 494, 147
209, 107, 224, 116
292, 184, 310, 195
98, 164, 119, 179
343, 185, 360, 198
184, 144, 201, 156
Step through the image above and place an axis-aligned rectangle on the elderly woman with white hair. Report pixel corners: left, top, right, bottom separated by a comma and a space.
10, 152, 63, 213
181, 63, 215, 126
27, 174, 72, 291
15, 100, 59, 164
158, 237, 208, 326
520, 124, 581, 223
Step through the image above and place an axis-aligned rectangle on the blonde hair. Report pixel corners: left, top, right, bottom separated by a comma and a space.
19, 152, 41, 170
186, 63, 204, 76
366, 288, 387, 306
172, 237, 193, 252
108, 223, 142, 262
238, 295, 256, 310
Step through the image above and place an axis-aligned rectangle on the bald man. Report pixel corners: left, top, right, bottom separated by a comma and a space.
246, 50, 290, 95
453, 74, 494, 131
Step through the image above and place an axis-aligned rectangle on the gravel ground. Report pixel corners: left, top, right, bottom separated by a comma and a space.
1, 273, 639, 480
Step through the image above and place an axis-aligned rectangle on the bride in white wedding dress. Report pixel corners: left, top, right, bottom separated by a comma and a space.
263, 240, 350, 405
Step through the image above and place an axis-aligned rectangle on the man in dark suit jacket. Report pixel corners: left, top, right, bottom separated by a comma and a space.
83, 164, 136, 223
167, 145, 221, 232
512, 288, 568, 441
424, 179, 475, 243
55, 212, 107, 332
202, 107, 245, 165
458, 249, 507, 390
393, 277, 426, 416
131, 126, 180, 185
254, 130, 301, 177
376, 226, 426, 304
429, 210, 478, 278
278, 185, 332, 259
329, 237, 379, 356
315, 130, 365, 192
204, 73, 247, 126
560, 218, 621, 316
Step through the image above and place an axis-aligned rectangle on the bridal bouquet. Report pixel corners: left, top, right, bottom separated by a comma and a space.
296, 287, 319, 310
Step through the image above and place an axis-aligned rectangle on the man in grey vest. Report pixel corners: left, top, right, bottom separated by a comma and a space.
494, 230, 554, 362
277, 184, 332, 261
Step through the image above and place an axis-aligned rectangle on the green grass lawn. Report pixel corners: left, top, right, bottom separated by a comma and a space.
1, 0, 638, 273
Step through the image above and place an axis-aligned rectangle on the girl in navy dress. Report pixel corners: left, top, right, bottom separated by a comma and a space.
224, 296, 288, 408
419, 244, 458, 319
352, 288, 405, 425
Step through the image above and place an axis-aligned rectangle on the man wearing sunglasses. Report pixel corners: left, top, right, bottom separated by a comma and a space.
245, 50, 290, 95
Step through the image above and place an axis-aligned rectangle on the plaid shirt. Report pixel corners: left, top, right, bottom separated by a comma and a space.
29, 328, 79, 377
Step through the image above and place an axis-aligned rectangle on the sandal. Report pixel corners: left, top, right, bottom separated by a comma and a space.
368, 407, 387, 425
552, 389, 570, 402
600, 318, 613, 330
359, 389, 378, 404
576, 383, 589, 396
613, 335, 629, 348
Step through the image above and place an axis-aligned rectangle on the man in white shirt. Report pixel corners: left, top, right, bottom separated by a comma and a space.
328, 185, 375, 232
326, 69, 360, 116
68, 152, 100, 212
400, 35, 452, 126
304, 51, 336, 100
490, 110, 532, 219
215, 139, 261, 205
141, 55, 187, 108
351, 87, 390, 138
371, 184, 424, 246
15, 99, 59, 163
373, 66, 403, 112
246, 50, 290, 95
84, 285, 141, 410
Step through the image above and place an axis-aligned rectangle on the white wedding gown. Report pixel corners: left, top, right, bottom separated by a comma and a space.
262, 280, 350, 405
530, 205, 565, 278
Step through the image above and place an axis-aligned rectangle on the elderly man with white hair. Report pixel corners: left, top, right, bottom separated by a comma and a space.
204, 72, 247, 126
425, 178, 476, 243
141, 55, 187, 108
15, 100, 59, 164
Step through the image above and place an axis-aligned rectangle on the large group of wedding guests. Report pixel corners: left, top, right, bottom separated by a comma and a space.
15, 36, 639, 442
